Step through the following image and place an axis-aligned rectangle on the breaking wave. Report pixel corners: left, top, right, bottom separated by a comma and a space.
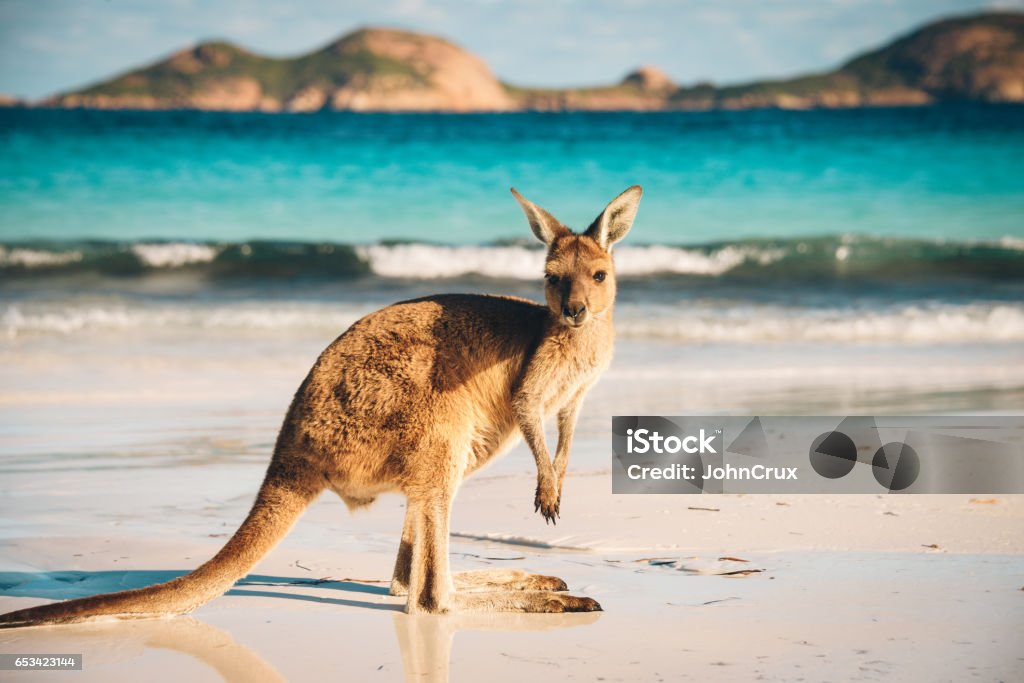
1, 234, 1022, 282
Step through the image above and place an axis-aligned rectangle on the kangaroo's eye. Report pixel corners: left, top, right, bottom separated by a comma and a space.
593, 271, 607, 283
546, 274, 560, 286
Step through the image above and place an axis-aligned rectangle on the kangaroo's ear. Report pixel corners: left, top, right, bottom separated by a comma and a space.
511, 188, 571, 245
585, 185, 643, 251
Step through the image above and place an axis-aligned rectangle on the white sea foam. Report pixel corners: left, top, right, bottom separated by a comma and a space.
130, 243, 219, 268
4, 301, 1023, 345
356, 243, 784, 279
615, 244, 784, 276
0, 246, 83, 268
0, 303, 367, 339
616, 303, 1024, 344
356, 244, 544, 279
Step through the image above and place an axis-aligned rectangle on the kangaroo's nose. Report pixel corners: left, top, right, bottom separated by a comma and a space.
563, 303, 586, 319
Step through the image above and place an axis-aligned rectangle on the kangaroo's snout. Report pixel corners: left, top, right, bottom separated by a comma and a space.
562, 301, 588, 326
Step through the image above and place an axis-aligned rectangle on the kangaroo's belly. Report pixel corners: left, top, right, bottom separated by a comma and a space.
464, 406, 520, 476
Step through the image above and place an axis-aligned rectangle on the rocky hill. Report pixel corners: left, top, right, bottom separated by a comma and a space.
693, 11, 1024, 109
50, 28, 512, 112
41, 12, 1024, 112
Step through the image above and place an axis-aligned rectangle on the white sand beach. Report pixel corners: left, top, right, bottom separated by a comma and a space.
1, 324, 1023, 681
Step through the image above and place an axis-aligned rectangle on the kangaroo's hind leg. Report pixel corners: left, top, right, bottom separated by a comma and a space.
390, 505, 416, 597
400, 437, 599, 614
392, 504, 567, 596
405, 491, 456, 614
403, 491, 595, 613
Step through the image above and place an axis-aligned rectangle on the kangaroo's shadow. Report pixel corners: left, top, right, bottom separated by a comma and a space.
1, 570, 600, 682
0, 569, 396, 612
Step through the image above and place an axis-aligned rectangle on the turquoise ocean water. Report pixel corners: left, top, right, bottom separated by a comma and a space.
2, 106, 1024, 243
1, 105, 1023, 345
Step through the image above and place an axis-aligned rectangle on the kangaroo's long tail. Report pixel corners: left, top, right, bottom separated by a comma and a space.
0, 462, 322, 629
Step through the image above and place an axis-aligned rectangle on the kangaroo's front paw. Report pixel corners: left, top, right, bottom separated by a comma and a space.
534, 476, 560, 524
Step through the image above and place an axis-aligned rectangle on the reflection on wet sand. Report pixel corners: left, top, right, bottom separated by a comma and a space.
126, 617, 286, 682
393, 610, 601, 683
2, 605, 598, 683
1, 616, 285, 682
1, 570, 599, 682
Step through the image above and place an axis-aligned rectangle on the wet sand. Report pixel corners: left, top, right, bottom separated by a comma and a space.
1, 328, 1022, 681
1, 465, 1022, 682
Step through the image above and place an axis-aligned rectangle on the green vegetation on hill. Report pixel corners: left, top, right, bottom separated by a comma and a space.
77, 31, 427, 102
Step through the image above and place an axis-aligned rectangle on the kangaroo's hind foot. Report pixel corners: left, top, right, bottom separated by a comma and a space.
391, 568, 568, 596
453, 569, 568, 593
453, 591, 601, 613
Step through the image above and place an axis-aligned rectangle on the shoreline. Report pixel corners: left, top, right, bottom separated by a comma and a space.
5, 100, 1024, 116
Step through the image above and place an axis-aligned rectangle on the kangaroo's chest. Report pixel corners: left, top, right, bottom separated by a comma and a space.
541, 345, 611, 412
465, 341, 610, 475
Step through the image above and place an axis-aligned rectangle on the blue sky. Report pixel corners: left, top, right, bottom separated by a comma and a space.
1, 0, 1021, 99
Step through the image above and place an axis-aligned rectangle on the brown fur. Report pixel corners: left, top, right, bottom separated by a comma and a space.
0, 185, 642, 626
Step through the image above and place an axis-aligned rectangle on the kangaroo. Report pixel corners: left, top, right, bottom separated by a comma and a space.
0, 185, 642, 627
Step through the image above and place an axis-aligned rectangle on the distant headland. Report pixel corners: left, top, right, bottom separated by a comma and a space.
7, 12, 1023, 112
